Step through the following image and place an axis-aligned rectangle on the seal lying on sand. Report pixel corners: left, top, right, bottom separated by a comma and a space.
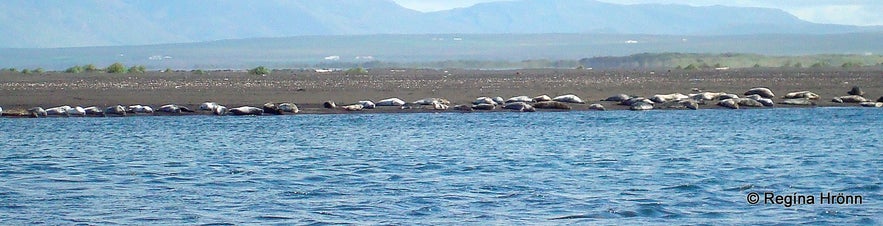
105, 105, 127, 116
473, 97, 497, 105
629, 102, 653, 111
745, 87, 775, 98
604, 94, 630, 102
718, 99, 739, 109
533, 95, 552, 102
66, 106, 86, 116
127, 105, 154, 114
472, 103, 495, 110
744, 94, 775, 106
553, 94, 585, 104
860, 102, 882, 108
413, 98, 450, 105
503, 102, 536, 112
650, 93, 688, 103
589, 103, 606, 111
506, 96, 533, 103
263, 102, 299, 114
492, 97, 505, 105
323, 101, 337, 109
782, 98, 815, 106
229, 106, 263, 115
620, 97, 653, 106
377, 98, 406, 106
680, 100, 699, 110
357, 101, 375, 109
159, 104, 194, 114
341, 104, 364, 111
832, 95, 868, 103
784, 91, 820, 100
28, 107, 47, 117
735, 98, 764, 107
532, 101, 571, 110
83, 106, 104, 116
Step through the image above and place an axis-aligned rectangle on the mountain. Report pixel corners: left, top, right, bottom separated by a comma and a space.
0, 0, 877, 48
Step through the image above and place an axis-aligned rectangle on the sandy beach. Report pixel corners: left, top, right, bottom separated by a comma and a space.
1, 68, 881, 115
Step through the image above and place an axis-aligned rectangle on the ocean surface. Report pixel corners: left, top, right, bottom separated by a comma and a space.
0, 108, 881, 225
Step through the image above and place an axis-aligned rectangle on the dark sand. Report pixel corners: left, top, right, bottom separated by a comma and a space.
1, 68, 881, 115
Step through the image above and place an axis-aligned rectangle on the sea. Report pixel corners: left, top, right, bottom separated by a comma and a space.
0, 107, 880, 225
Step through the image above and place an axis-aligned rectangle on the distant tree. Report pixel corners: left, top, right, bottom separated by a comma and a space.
793, 62, 803, 68
248, 66, 270, 75
810, 62, 828, 68
34, 68, 44, 73
164, 68, 173, 73
192, 69, 207, 75
713, 63, 723, 68
21, 69, 31, 74
128, 65, 146, 73
345, 67, 368, 75
753, 63, 761, 68
7, 68, 17, 72
675, 65, 683, 70
106, 62, 127, 73
84, 64, 98, 72
65, 65, 83, 73
683, 64, 697, 70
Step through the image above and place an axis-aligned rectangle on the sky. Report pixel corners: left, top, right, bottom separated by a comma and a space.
392, 0, 883, 26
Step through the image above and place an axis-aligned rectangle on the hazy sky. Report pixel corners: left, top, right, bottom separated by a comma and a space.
392, 0, 883, 26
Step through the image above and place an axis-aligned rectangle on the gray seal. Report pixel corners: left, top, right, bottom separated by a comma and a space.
744, 87, 775, 98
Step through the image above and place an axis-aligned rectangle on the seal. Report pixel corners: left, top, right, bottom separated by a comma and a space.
784, 91, 820, 100
690, 92, 725, 101
832, 95, 868, 103
105, 105, 127, 116
28, 107, 47, 117
588, 103, 606, 111
376, 98, 406, 106
200, 102, 221, 111
532, 101, 571, 110
506, 96, 533, 103
878, 96, 883, 103
341, 104, 364, 111
735, 98, 764, 107
650, 93, 688, 103
414, 98, 450, 105
604, 94, 630, 102
532, 95, 552, 102
473, 97, 497, 105
472, 103, 495, 110
323, 101, 337, 109
679, 100, 699, 110
553, 94, 586, 104
357, 101, 375, 109
127, 105, 154, 114
159, 104, 184, 114
278, 103, 300, 113
214, 105, 228, 116
718, 94, 739, 100
848, 86, 864, 96
744, 87, 775, 98
492, 97, 506, 105
0, 106, 3, 116
782, 98, 815, 106
629, 102, 653, 111
46, 106, 72, 116
718, 99, 739, 109
503, 102, 536, 112
83, 106, 104, 116
620, 97, 653, 106
229, 106, 263, 115
860, 102, 882, 108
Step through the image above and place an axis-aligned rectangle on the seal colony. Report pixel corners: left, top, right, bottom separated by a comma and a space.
1, 68, 881, 118
1, 85, 880, 118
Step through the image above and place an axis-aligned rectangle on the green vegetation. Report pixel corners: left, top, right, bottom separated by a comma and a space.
345, 67, 368, 75
248, 66, 270, 75
84, 64, 98, 72
192, 69, 207, 75
106, 62, 127, 73
21, 69, 31, 74
65, 65, 83, 73
128, 65, 146, 73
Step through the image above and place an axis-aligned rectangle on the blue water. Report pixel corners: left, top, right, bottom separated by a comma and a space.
0, 108, 881, 224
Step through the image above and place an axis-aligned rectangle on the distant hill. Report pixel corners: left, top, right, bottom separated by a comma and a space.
0, 0, 878, 48
4, 33, 883, 70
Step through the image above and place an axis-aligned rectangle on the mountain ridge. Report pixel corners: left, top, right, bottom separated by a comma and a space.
0, 0, 878, 48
